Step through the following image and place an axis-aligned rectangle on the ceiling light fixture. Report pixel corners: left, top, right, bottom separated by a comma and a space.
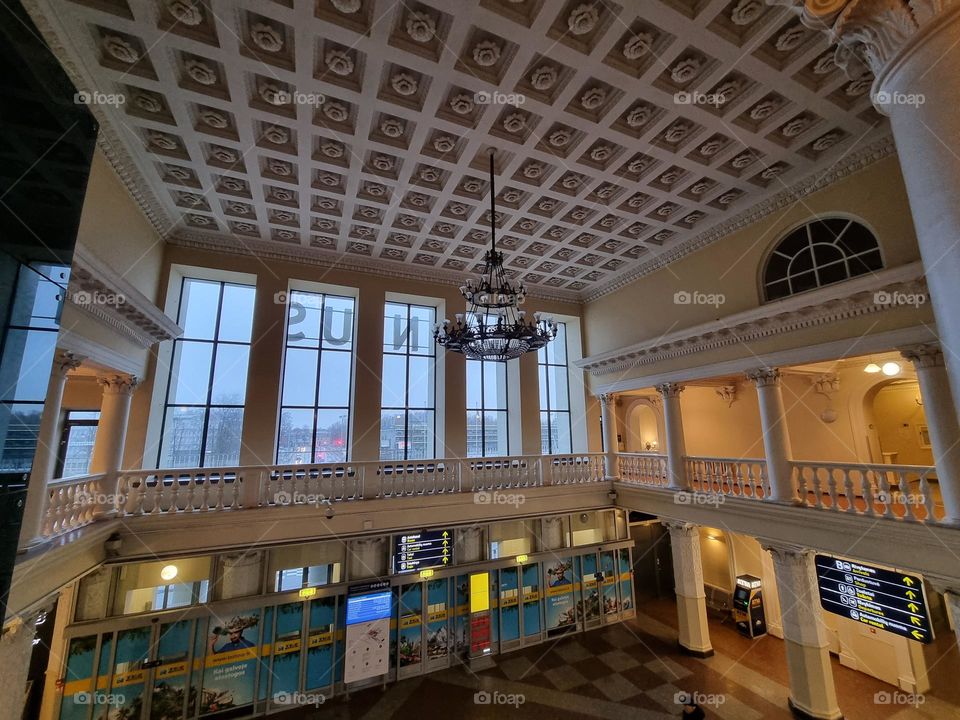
863, 362, 881, 374
882, 361, 901, 376
435, 152, 557, 361
160, 564, 178, 581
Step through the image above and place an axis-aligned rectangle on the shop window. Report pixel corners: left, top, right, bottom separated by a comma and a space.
490, 519, 535, 558
571, 510, 619, 546
110, 557, 212, 615
56, 410, 99, 478
762, 218, 882, 302
268, 541, 345, 592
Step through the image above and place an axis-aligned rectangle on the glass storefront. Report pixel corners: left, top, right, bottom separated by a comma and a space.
57, 518, 634, 719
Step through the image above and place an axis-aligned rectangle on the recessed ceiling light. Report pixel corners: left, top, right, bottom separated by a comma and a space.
882, 362, 901, 376
160, 564, 178, 581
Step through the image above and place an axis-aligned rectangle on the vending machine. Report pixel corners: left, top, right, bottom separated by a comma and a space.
733, 574, 767, 639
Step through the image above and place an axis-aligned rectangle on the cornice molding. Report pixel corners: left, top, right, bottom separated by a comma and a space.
584, 135, 895, 302
67, 245, 182, 348
578, 261, 926, 376
168, 231, 583, 304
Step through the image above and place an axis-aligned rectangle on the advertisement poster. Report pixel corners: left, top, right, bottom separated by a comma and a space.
454, 576, 470, 653
619, 551, 635, 614
426, 579, 449, 660
398, 585, 422, 668
104, 626, 151, 720
545, 558, 576, 631
305, 597, 336, 690
151, 620, 193, 720
498, 569, 520, 643
522, 564, 541, 638
200, 611, 260, 714
270, 603, 303, 701
59, 635, 99, 720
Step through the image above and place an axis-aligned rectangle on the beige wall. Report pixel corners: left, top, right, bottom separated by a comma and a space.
125, 245, 587, 467
872, 382, 932, 466
582, 156, 926, 381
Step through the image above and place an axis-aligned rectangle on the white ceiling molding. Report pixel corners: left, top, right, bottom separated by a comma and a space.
21, 0, 890, 303
579, 261, 927, 377
67, 244, 182, 348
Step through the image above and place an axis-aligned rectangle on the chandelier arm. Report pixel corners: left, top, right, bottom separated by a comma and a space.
488, 150, 497, 255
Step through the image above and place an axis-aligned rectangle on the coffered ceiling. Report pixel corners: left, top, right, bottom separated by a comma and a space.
26, 0, 892, 301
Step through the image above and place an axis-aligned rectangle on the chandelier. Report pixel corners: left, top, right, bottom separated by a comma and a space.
435, 152, 557, 361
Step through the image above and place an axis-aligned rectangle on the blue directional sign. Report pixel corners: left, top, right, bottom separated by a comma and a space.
815, 555, 933, 644
393, 529, 452, 573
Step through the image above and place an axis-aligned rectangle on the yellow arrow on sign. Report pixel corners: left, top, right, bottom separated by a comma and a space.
442, 531, 449, 538
908, 602, 919, 613
906, 590, 917, 600
912, 630, 924, 640
911, 616, 922, 626
903, 577, 915, 586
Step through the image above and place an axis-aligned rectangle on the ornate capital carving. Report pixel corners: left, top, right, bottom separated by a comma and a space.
760, 540, 811, 565
812, 373, 840, 396
778, 0, 960, 85
53, 350, 84, 376
715, 384, 738, 407
663, 520, 699, 536
97, 374, 140, 395
598, 392, 621, 407
746, 367, 781, 387
900, 342, 945, 368
655, 382, 684, 399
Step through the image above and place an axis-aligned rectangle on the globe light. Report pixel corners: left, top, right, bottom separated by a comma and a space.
881, 361, 901, 376
160, 564, 178, 581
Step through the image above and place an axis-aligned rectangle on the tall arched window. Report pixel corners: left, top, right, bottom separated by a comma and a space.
762, 218, 883, 302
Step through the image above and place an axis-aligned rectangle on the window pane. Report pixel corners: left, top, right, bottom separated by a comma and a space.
318, 351, 351, 407
0, 402, 44, 471
179, 279, 220, 339
62, 425, 98, 477
546, 366, 569, 411
383, 303, 408, 353
204, 407, 244, 466
407, 356, 433, 408
282, 348, 318, 406
380, 354, 407, 407
552, 412, 572, 454
408, 306, 435, 356
548, 324, 567, 365
160, 406, 205, 468
218, 284, 256, 342
407, 409, 434, 459
380, 410, 405, 461
321, 296, 354, 350
466, 360, 482, 409
485, 411, 509, 456
483, 361, 507, 410
169, 342, 213, 404
538, 365, 548, 409
0, 329, 57, 401
210, 344, 250, 404
315, 409, 348, 462
277, 408, 314, 465
287, 292, 322, 348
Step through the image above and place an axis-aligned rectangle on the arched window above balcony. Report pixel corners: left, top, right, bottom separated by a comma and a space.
762, 218, 883, 302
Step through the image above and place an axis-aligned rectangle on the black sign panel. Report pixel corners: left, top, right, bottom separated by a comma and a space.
394, 529, 452, 573
815, 555, 933, 644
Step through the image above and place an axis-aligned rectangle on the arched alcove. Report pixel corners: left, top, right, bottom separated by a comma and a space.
622, 398, 663, 452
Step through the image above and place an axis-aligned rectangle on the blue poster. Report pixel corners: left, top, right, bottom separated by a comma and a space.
104, 626, 151, 719
201, 611, 260, 714
545, 558, 576, 630
306, 597, 336, 690
59, 635, 98, 720
522, 564, 541, 638
271, 603, 304, 701
398, 584, 422, 667
152, 620, 193, 720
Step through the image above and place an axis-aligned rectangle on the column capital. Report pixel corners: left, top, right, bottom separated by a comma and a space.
53, 350, 84, 377
745, 367, 781, 387
597, 392, 620, 406
759, 540, 812, 565
778, 0, 960, 88
663, 519, 699, 536
655, 382, 684, 398
900, 342, 945, 368
97, 373, 139, 395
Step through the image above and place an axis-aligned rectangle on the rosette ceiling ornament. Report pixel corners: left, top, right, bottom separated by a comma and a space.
435, 152, 557, 361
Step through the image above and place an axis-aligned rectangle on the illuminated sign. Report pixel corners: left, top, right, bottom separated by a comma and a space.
393, 529, 453, 573
736, 575, 762, 590
815, 555, 933, 644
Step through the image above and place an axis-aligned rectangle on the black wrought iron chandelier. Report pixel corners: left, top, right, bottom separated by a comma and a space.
435, 152, 557, 361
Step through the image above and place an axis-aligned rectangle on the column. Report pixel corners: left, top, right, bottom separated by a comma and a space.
665, 521, 713, 657
763, 542, 842, 720
347, 537, 387, 579
789, 0, 960, 425
0, 611, 39, 718
598, 393, 619, 478
656, 383, 688, 489
219, 552, 263, 599
18, 351, 84, 551
746, 368, 798, 504
456, 526, 485, 563
90, 374, 138, 514
901, 343, 960, 523
540, 516, 566, 551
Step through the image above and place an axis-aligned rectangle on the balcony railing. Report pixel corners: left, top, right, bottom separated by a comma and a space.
38, 451, 949, 543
